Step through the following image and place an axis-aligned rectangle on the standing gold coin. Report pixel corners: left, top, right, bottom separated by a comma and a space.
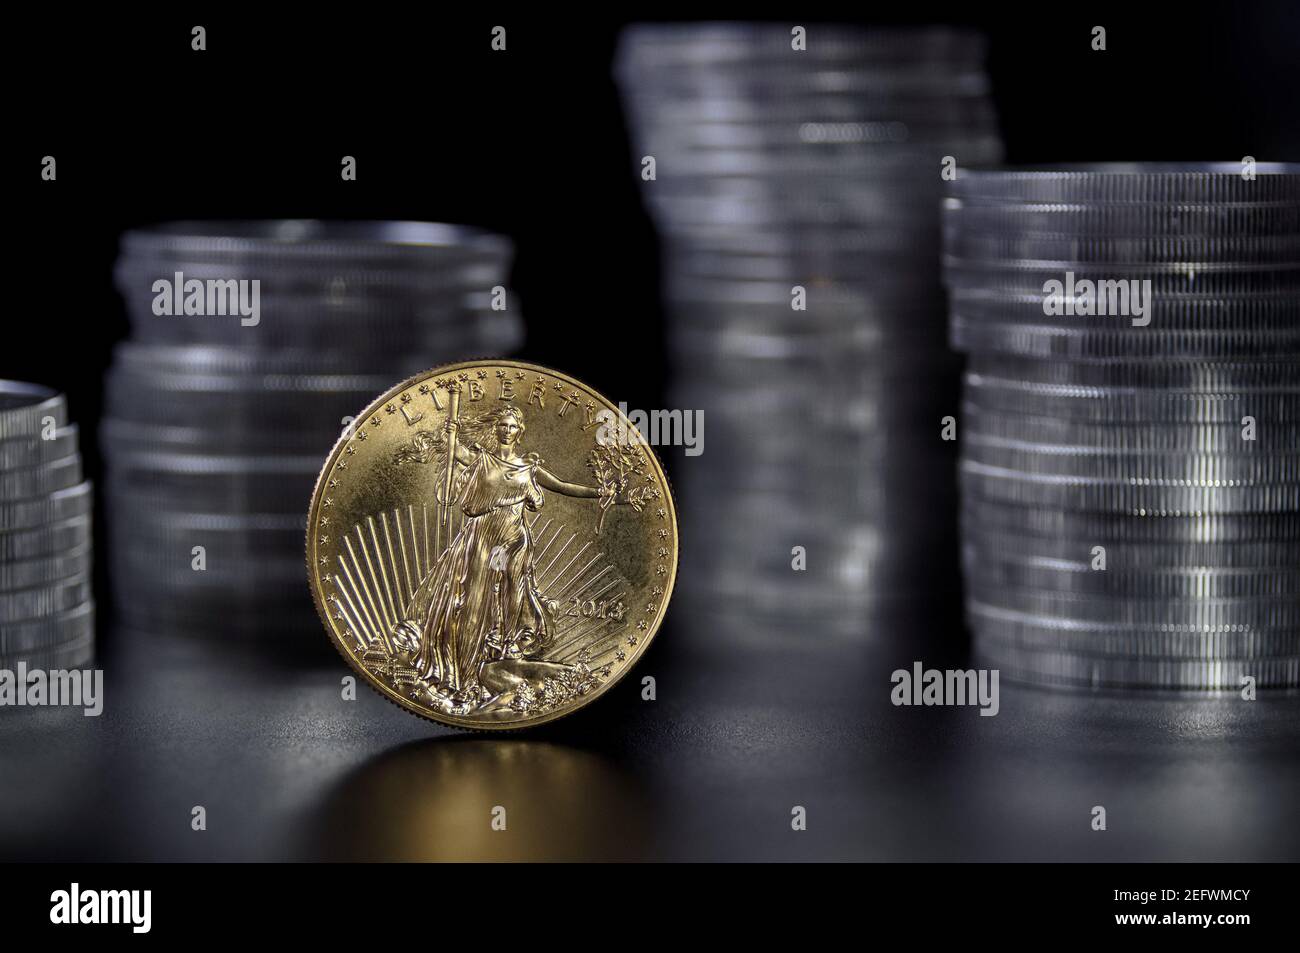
306, 360, 678, 729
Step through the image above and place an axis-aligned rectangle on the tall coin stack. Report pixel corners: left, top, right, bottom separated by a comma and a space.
944, 163, 1300, 689
0, 383, 93, 669
615, 24, 1002, 633
105, 221, 520, 650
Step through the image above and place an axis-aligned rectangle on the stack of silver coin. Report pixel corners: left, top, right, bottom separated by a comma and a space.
104, 221, 520, 647
615, 23, 1002, 631
0, 382, 94, 669
944, 163, 1300, 689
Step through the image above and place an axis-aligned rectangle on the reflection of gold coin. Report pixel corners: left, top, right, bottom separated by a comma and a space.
304, 740, 652, 861
306, 360, 678, 729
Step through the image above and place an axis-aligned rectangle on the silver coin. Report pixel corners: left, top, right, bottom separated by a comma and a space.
106, 538, 308, 573
942, 197, 1300, 237
964, 553, 1300, 598
681, 506, 956, 539
968, 583, 1300, 626
668, 332, 951, 368
617, 23, 988, 70
0, 546, 91, 592
0, 575, 91, 625
102, 505, 303, 532
0, 455, 82, 500
111, 573, 315, 601
945, 230, 1300, 266
666, 257, 950, 291
105, 520, 305, 564
663, 272, 923, 307
664, 222, 945, 259
690, 484, 955, 521
663, 305, 943, 341
627, 120, 998, 161
963, 372, 1300, 423
0, 516, 92, 561
664, 249, 946, 286
625, 174, 951, 207
100, 417, 339, 455
943, 258, 1300, 296
103, 369, 398, 434
99, 415, 348, 457
120, 220, 511, 268
668, 326, 951, 368
631, 120, 1001, 159
948, 163, 1300, 204
0, 633, 94, 671
963, 405, 1300, 452
0, 382, 66, 442
115, 248, 507, 283
660, 219, 944, 254
951, 289, 1300, 327
621, 23, 996, 643
118, 307, 519, 353
114, 265, 511, 306
951, 316, 1300, 359
0, 483, 94, 533
111, 596, 317, 641
113, 553, 305, 589
627, 94, 998, 125
0, 600, 94, 656
972, 642, 1300, 690
0, 427, 80, 471
665, 305, 893, 344
686, 571, 950, 616
961, 440, 1300, 483
104, 361, 407, 397
114, 270, 508, 331
103, 453, 318, 514
104, 448, 326, 477
961, 527, 1300, 570
964, 352, 1300, 388
618, 58, 991, 90
970, 625, 1300, 666
115, 280, 506, 322
102, 488, 309, 519
115, 322, 518, 355
960, 460, 1300, 513
643, 176, 995, 229
638, 145, 997, 180
960, 496, 1300, 543
969, 602, 1300, 659
666, 333, 949, 366
635, 124, 998, 152
691, 489, 957, 524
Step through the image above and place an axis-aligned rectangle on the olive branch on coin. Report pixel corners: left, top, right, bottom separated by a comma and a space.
586, 442, 660, 534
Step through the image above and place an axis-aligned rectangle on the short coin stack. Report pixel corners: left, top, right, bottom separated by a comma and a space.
104, 221, 520, 649
943, 163, 1300, 689
0, 382, 94, 669
615, 23, 1002, 631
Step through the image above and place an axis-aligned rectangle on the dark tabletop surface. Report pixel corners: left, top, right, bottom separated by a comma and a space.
2, 609, 1298, 863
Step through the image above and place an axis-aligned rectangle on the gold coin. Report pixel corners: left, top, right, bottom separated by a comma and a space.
306, 359, 679, 729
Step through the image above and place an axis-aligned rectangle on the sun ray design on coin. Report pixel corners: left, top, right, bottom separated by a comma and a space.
307, 360, 678, 728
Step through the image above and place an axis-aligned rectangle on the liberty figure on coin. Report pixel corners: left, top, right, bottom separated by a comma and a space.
390, 396, 623, 714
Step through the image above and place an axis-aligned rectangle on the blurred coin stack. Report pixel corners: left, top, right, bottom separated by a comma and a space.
105, 221, 520, 648
615, 24, 1002, 630
944, 163, 1300, 689
0, 383, 94, 669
